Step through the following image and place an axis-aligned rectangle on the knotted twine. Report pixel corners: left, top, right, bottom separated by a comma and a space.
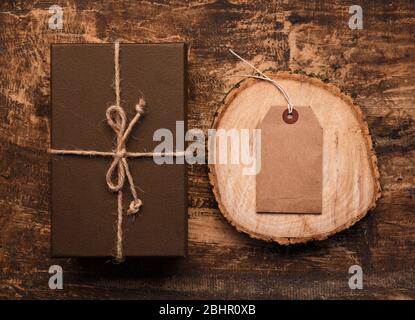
49, 41, 185, 261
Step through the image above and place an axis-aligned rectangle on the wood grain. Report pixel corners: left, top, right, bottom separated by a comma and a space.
0, 0, 414, 299
209, 72, 380, 243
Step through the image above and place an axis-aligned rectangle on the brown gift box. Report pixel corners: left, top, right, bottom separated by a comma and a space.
50, 43, 187, 257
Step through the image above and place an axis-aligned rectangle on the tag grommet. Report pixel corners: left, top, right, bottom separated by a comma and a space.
282, 109, 299, 124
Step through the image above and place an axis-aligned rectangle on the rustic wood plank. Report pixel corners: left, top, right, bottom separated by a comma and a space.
0, 0, 414, 299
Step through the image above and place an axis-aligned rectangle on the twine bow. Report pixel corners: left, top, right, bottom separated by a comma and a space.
105, 100, 145, 216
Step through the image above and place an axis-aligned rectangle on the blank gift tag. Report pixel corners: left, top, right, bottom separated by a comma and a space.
256, 105, 323, 214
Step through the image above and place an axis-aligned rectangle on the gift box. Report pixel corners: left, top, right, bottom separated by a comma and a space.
50, 43, 187, 258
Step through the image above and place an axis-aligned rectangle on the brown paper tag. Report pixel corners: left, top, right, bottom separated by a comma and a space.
256, 106, 323, 214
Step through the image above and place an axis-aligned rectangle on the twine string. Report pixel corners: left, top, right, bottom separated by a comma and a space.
229, 49, 294, 113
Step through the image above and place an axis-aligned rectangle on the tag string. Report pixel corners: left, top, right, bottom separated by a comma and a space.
229, 49, 294, 114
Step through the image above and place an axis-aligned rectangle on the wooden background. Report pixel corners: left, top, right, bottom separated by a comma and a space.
0, 0, 414, 299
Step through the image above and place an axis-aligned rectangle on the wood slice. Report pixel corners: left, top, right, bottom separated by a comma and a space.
208, 72, 381, 244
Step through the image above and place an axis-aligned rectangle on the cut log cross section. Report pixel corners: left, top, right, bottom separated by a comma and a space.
208, 72, 381, 244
